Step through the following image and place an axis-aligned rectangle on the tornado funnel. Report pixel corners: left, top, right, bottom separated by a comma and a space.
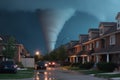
37, 9, 75, 52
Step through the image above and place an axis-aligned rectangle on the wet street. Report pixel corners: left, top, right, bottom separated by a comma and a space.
34, 67, 57, 80
34, 67, 108, 80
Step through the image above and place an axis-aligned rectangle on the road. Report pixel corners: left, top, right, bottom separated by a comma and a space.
34, 67, 108, 80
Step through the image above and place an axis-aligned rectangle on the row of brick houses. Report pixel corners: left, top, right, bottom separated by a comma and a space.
66, 12, 120, 65
0, 35, 31, 63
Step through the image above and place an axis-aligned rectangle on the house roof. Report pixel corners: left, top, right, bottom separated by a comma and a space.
65, 40, 79, 49
116, 12, 120, 20
77, 49, 94, 56
99, 22, 116, 27
77, 50, 88, 55
88, 28, 99, 33
79, 34, 89, 43
95, 45, 120, 54
104, 25, 117, 35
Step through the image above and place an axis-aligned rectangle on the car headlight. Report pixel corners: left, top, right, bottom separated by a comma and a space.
45, 63, 48, 67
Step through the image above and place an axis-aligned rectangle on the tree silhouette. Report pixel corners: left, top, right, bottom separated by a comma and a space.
2, 36, 17, 60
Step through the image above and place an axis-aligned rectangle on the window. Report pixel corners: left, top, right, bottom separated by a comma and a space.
110, 35, 116, 45
96, 41, 99, 48
101, 39, 106, 48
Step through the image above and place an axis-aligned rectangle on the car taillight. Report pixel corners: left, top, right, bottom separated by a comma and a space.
52, 62, 55, 65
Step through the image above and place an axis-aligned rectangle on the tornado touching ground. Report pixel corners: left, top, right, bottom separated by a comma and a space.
37, 9, 75, 52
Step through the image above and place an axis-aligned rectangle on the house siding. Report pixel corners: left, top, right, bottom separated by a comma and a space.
116, 32, 120, 45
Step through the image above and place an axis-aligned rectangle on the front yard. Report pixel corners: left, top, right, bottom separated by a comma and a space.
62, 66, 120, 79
0, 68, 34, 79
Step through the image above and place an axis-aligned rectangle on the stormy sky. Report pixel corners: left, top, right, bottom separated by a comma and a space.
0, 0, 120, 54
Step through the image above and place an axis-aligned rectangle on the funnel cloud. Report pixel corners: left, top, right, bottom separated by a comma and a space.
37, 9, 75, 52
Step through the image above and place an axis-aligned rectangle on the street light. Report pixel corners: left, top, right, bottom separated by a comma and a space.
35, 51, 40, 55
35, 50, 40, 62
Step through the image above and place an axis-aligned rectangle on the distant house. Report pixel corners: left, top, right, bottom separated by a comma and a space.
0, 35, 30, 62
66, 12, 120, 66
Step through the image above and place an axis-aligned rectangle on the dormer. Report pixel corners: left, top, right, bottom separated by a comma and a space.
79, 34, 88, 43
116, 12, 120, 30
88, 28, 99, 40
99, 22, 116, 36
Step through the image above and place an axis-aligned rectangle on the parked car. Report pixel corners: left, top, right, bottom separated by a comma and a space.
0, 60, 17, 73
35, 61, 48, 70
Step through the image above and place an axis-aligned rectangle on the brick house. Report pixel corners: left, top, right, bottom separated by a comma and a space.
0, 35, 30, 62
67, 12, 120, 65
65, 40, 80, 63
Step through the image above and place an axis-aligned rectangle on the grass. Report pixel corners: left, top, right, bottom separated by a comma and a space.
62, 66, 120, 79
0, 68, 34, 79
95, 73, 120, 78
79, 70, 106, 74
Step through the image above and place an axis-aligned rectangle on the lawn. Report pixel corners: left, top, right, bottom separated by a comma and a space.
0, 68, 34, 79
95, 73, 120, 78
79, 70, 106, 74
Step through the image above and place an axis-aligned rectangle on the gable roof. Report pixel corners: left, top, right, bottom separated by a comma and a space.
99, 22, 116, 27
104, 25, 117, 35
79, 34, 89, 43
116, 12, 120, 20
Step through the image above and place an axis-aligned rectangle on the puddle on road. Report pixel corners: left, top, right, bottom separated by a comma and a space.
34, 70, 57, 80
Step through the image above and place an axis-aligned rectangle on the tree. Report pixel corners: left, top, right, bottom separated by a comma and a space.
2, 36, 17, 60
56, 45, 67, 62
44, 45, 67, 62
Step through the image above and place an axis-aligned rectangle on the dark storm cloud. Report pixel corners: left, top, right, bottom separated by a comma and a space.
0, 0, 120, 22
0, 11, 46, 54
56, 11, 100, 47
0, 0, 120, 53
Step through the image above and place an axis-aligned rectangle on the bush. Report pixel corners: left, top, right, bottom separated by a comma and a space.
16, 62, 24, 68
97, 62, 116, 72
61, 62, 71, 66
71, 63, 81, 67
79, 62, 94, 69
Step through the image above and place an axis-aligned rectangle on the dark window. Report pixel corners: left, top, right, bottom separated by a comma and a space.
101, 39, 106, 48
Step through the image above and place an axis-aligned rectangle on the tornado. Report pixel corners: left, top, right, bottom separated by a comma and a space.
37, 9, 75, 52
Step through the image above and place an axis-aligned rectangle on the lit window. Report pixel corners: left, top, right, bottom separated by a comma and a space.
110, 35, 116, 45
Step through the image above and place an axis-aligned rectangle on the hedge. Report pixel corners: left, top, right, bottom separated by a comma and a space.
97, 62, 116, 72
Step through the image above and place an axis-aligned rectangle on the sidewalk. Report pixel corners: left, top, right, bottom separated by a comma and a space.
62, 68, 120, 80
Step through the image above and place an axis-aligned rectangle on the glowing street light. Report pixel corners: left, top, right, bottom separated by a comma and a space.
35, 51, 40, 55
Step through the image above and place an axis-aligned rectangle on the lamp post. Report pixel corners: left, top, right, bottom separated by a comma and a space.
34, 51, 40, 62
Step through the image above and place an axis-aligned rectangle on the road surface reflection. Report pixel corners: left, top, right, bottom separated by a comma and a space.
34, 67, 57, 80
